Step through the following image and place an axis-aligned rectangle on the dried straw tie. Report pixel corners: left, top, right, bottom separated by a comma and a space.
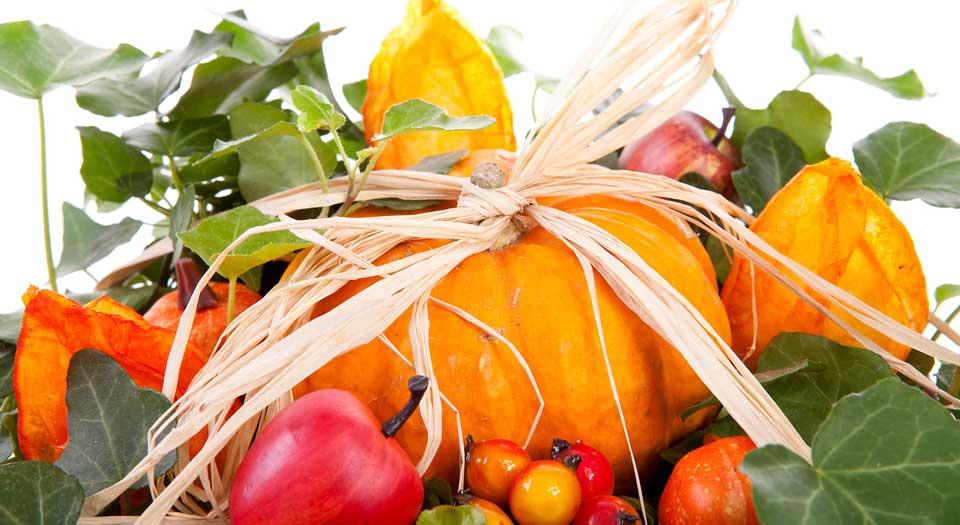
80, 0, 960, 522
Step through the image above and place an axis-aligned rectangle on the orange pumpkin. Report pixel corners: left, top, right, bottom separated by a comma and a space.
295, 194, 733, 487
721, 158, 928, 363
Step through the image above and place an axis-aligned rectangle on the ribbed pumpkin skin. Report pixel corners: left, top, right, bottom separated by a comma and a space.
295, 196, 732, 487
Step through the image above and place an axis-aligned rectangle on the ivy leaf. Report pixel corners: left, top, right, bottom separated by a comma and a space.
678, 172, 718, 192
122, 116, 230, 157
853, 122, 960, 207
0, 404, 16, 460
416, 505, 486, 525
213, 10, 284, 65
54, 350, 175, 495
342, 79, 367, 113
363, 199, 442, 212
742, 378, 960, 524
292, 85, 346, 132
792, 17, 927, 100
219, 102, 337, 201
705, 333, 892, 443
76, 30, 231, 117
0, 21, 147, 99
408, 149, 469, 174
934, 283, 960, 308
704, 236, 731, 285
169, 185, 196, 263
179, 205, 311, 280
681, 358, 815, 419
78, 126, 153, 203
485, 25, 526, 77
372, 99, 495, 141
56, 203, 142, 278
422, 477, 454, 510
0, 310, 23, 345
181, 152, 239, 185
0, 461, 84, 524
731, 127, 806, 214
728, 90, 831, 163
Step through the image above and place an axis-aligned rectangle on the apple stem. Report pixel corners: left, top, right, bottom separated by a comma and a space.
550, 437, 572, 458
712, 107, 736, 148
175, 258, 218, 311
560, 454, 582, 471
382, 375, 430, 438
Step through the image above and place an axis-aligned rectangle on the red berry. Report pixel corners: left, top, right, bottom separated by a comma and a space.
573, 495, 641, 525
509, 458, 582, 525
465, 436, 531, 506
552, 438, 615, 499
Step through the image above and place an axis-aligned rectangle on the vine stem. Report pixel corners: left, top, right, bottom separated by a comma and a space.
932, 304, 960, 342
226, 276, 237, 324
38, 97, 58, 292
711, 69, 745, 109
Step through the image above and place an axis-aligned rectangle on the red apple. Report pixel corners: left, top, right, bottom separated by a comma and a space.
551, 438, 615, 500
619, 108, 740, 199
230, 376, 429, 525
573, 495, 641, 525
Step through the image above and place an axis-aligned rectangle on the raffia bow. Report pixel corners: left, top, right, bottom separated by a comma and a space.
81, 0, 960, 522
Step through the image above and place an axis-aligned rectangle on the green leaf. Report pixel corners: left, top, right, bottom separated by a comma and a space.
742, 378, 960, 524
0, 461, 84, 524
213, 10, 283, 65
169, 185, 196, 263
181, 152, 239, 185
122, 116, 230, 157
660, 429, 706, 464
705, 333, 892, 443
76, 30, 231, 117
853, 122, 960, 207
0, 350, 12, 400
292, 85, 346, 132
730, 91, 831, 163
792, 17, 927, 100
363, 199, 442, 212
416, 505, 486, 525
0, 310, 22, 346
56, 203, 142, 277
678, 172, 718, 192
408, 149, 469, 174
78, 126, 153, 203
732, 127, 807, 214
179, 205, 311, 280
704, 236, 731, 285
372, 99, 495, 141
342, 79, 367, 113
422, 477, 454, 509
935, 283, 960, 309
0, 21, 147, 99
904, 349, 935, 376
54, 350, 176, 495
681, 358, 815, 419
0, 404, 16, 460
485, 25, 526, 77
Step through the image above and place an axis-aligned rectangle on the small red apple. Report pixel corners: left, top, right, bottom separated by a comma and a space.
551, 438, 615, 500
619, 108, 740, 199
230, 376, 429, 525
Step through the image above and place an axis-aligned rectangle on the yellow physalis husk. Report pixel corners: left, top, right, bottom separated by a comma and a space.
82, 0, 960, 522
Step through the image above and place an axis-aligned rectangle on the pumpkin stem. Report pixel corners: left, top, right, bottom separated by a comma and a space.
551, 437, 572, 459
711, 106, 735, 148
560, 454, 582, 471
175, 258, 218, 311
618, 511, 642, 524
470, 162, 506, 189
381, 375, 430, 438
454, 489, 474, 505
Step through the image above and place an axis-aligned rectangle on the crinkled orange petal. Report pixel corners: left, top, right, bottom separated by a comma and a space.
721, 158, 928, 364
363, 0, 516, 169
14, 289, 207, 462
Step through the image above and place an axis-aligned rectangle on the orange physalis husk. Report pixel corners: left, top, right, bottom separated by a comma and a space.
362, 0, 517, 169
14, 287, 207, 462
721, 158, 929, 365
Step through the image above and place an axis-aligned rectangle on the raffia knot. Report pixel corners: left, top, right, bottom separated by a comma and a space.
456, 179, 530, 220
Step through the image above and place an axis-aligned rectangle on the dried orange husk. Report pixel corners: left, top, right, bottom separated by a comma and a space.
363, 0, 516, 169
14, 287, 207, 462
721, 158, 929, 364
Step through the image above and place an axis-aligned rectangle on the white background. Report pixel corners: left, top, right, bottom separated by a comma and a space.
0, 0, 958, 335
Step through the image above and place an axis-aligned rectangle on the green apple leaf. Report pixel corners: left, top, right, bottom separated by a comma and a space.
56, 203, 142, 277
485, 25, 526, 78
732, 127, 806, 214
0, 21, 147, 99
78, 126, 153, 203
853, 122, 960, 207
416, 505, 485, 525
934, 283, 960, 309
0, 461, 84, 524
742, 378, 960, 524
292, 85, 346, 132
372, 99, 495, 141
342, 79, 367, 113
792, 17, 927, 100
54, 350, 176, 495
122, 116, 230, 157
76, 30, 231, 117
729, 90, 831, 163
179, 205, 311, 280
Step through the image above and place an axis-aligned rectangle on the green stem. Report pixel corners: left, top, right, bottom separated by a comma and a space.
138, 196, 170, 215
712, 69, 745, 109
37, 97, 58, 292
794, 73, 814, 91
167, 156, 183, 192
83, 269, 98, 282
932, 304, 960, 342
298, 133, 329, 192
226, 276, 237, 324
336, 143, 385, 217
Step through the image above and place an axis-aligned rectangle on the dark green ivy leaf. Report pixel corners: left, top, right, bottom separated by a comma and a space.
792, 17, 927, 100
731, 127, 806, 214
122, 115, 230, 157
342, 79, 367, 113
407, 149, 469, 174
485, 25, 526, 78
853, 121, 960, 207
78, 126, 153, 203
416, 505, 485, 525
373, 99, 495, 141
56, 203, 142, 277
76, 30, 231, 117
54, 350, 176, 495
678, 172, 718, 192
729, 90, 831, 164
0, 21, 147, 99
422, 477, 454, 510
742, 378, 960, 524
0, 461, 84, 524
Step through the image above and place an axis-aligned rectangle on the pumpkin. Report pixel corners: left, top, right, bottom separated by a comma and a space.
721, 158, 928, 363
294, 194, 733, 487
